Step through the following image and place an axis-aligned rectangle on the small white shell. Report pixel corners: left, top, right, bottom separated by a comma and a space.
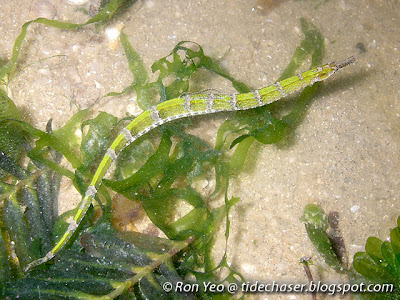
105, 22, 125, 51
67, 0, 90, 5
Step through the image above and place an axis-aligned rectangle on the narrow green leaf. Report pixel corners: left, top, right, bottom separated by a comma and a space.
0, 0, 127, 80
120, 32, 147, 85
36, 171, 58, 232
9, 120, 81, 173
53, 109, 90, 157
229, 136, 255, 172
3, 277, 107, 299
0, 90, 26, 178
105, 131, 171, 192
85, 0, 125, 24
0, 152, 27, 179
21, 186, 52, 255
80, 224, 153, 267
224, 196, 240, 241
301, 204, 343, 272
171, 186, 205, 209
3, 194, 35, 269
277, 18, 324, 82
170, 207, 208, 234
0, 89, 19, 120
0, 228, 11, 283
116, 231, 182, 254
80, 112, 118, 168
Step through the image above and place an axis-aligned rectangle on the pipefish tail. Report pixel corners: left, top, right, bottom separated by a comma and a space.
25, 56, 355, 271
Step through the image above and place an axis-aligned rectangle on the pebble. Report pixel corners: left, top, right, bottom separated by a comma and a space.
35, 0, 57, 19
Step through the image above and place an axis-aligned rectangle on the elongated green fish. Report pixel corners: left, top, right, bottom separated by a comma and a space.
25, 56, 355, 271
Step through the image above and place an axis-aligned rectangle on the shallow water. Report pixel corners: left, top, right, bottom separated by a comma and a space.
2, 0, 399, 299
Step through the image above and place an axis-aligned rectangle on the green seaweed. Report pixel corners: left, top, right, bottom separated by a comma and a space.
350, 218, 400, 299
215, 17, 324, 173
0, 90, 26, 178
0, 0, 134, 81
300, 204, 344, 272
302, 204, 400, 299
0, 5, 332, 298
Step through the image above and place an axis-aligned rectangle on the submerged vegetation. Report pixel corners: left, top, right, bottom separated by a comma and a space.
0, 0, 393, 299
302, 204, 399, 298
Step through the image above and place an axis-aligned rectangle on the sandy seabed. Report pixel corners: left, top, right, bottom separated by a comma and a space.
1, 1, 399, 299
